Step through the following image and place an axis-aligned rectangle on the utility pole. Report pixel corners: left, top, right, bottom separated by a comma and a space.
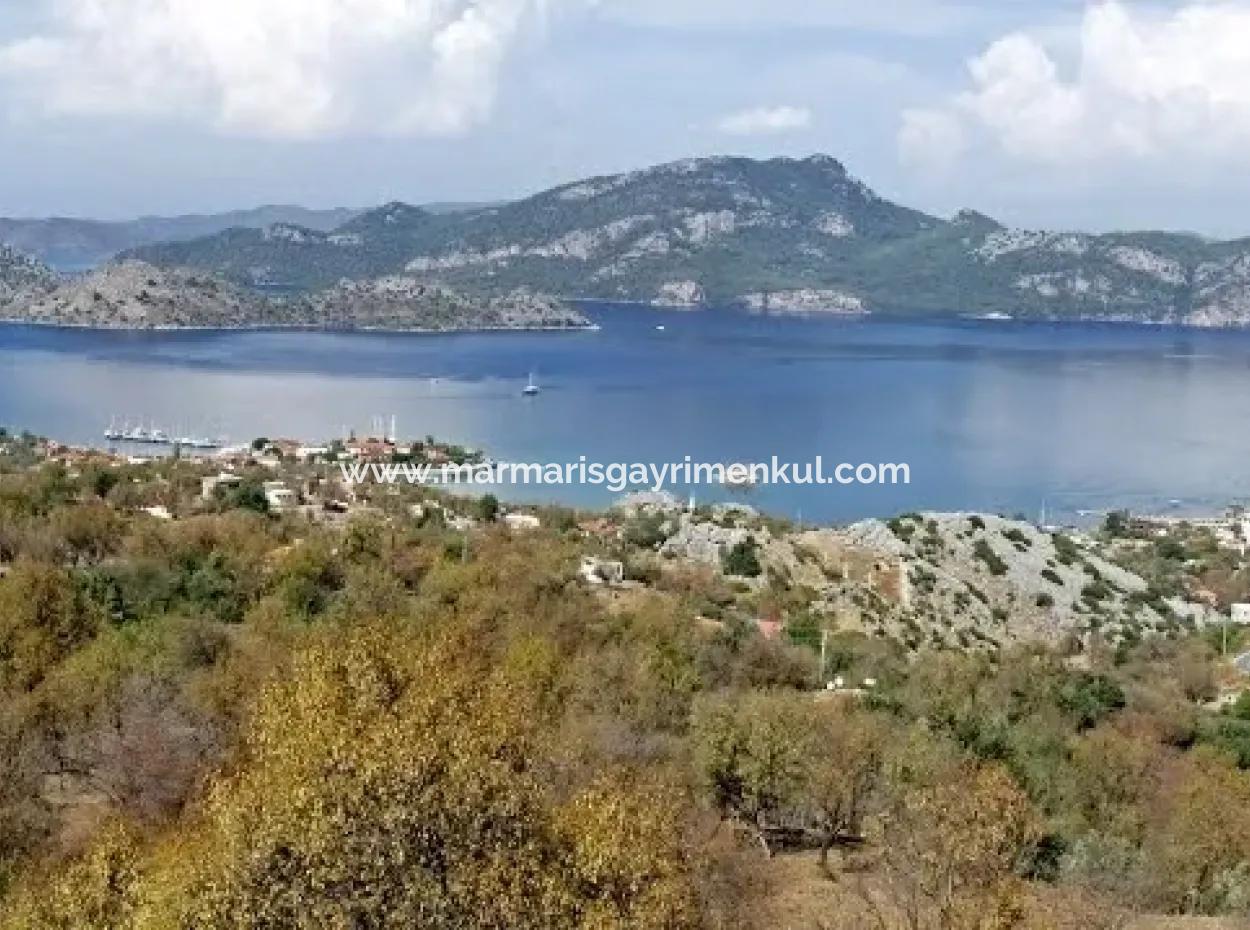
820, 628, 829, 688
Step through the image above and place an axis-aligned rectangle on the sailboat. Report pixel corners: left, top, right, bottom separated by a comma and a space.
522, 372, 541, 396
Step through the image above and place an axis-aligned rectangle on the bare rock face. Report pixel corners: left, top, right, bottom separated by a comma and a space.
653, 281, 706, 308
5, 260, 269, 329
740, 289, 866, 315
834, 513, 1209, 650
0, 244, 58, 307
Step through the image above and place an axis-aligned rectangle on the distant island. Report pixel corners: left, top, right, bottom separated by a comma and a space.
6, 153, 1250, 327
0, 259, 590, 332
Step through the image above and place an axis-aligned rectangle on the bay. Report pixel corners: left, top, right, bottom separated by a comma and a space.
4, 304, 1250, 525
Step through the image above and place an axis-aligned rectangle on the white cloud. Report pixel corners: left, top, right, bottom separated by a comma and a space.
715, 105, 812, 136
901, 1, 1250, 169
0, 0, 566, 139
597, 0, 1001, 38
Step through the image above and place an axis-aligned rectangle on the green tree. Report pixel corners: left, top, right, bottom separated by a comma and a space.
722, 536, 763, 578
475, 493, 500, 523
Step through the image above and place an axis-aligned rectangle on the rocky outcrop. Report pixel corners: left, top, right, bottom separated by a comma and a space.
4, 261, 268, 328
297, 277, 590, 331
836, 513, 1209, 650
0, 244, 57, 306
653, 281, 706, 308
3, 261, 588, 332
740, 289, 866, 315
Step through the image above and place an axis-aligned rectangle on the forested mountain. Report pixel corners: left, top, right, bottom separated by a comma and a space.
121, 154, 1250, 324
0, 206, 364, 271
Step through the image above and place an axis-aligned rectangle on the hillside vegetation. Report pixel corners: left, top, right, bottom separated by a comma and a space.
1, 260, 589, 331
2, 433, 1250, 927
117, 155, 1250, 324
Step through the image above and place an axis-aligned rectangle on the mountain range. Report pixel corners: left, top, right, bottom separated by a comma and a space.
0, 202, 497, 272
5, 154, 1250, 325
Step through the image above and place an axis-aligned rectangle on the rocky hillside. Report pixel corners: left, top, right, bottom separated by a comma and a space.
124, 155, 937, 299
837, 512, 1208, 651
632, 497, 1210, 653
1, 260, 588, 332
3, 261, 272, 328
120, 154, 1250, 325
0, 244, 58, 305
0, 206, 364, 272
291, 277, 590, 331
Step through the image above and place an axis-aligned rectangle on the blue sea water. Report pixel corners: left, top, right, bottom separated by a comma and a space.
4, 304, 1250, 525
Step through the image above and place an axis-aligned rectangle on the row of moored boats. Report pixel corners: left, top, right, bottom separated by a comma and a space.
104, 419, 224, 449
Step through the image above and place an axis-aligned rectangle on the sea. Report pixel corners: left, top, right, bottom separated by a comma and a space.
4, 304, 1250, 526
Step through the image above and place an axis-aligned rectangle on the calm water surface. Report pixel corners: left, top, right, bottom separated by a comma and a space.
4, 305, 1250, 525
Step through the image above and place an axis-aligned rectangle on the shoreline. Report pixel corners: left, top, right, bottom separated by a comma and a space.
0, 317, 602, 336
4, 302, 1250, 335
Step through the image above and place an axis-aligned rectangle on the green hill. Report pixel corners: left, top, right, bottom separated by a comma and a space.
122, 154, 1250, 324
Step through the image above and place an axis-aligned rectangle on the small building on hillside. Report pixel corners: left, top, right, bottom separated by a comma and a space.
263, 481, 296, 512
201, 472, 242, 501
504, 513, 542, 532
580, 556, 625, 586
1232, 603, 1250, 625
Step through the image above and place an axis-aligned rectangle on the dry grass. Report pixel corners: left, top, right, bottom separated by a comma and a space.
724, 849, 1250, 930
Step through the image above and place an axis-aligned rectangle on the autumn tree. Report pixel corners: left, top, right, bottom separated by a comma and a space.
19, 622, 705, 930
0, 560, 102, 693
866, 761, 1040, 930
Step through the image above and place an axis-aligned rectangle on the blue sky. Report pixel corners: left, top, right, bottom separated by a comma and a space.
1, 1, 1248, 235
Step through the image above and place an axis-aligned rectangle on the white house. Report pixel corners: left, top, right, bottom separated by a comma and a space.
263, 481, 296, 512
579, 556, 625, 586
1232, 604, 1250, 625
201, 472, 242, 501
504, 513, 542, 532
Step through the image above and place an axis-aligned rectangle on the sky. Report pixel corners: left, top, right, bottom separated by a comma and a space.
1, 0, 1250, 236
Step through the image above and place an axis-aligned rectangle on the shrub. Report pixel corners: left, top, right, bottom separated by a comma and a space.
721, 537, 762, 579
973, 540, 1009, 576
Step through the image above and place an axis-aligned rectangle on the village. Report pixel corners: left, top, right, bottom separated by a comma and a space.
6, 423, 1250, 687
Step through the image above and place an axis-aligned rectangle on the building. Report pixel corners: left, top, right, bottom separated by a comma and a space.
579, 556, 625, 586
201, 472, 242, 501
504, 513, 542, 532
345, 437, 395, 462
263, 481, 296, 512
1232, 604, 1250, 625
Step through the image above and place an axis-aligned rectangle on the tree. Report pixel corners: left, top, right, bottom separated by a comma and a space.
691, 692, 888, 864
722, 536, 763, 578
59, 624, 703, 929
475, 493, 500, 523
806, 705, 888, 871
1143, 749, 1250, 913
0, 560, 103, 693
867, 761, 1040, 930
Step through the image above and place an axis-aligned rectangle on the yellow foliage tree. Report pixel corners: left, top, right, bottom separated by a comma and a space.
5, 621, 702, 930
